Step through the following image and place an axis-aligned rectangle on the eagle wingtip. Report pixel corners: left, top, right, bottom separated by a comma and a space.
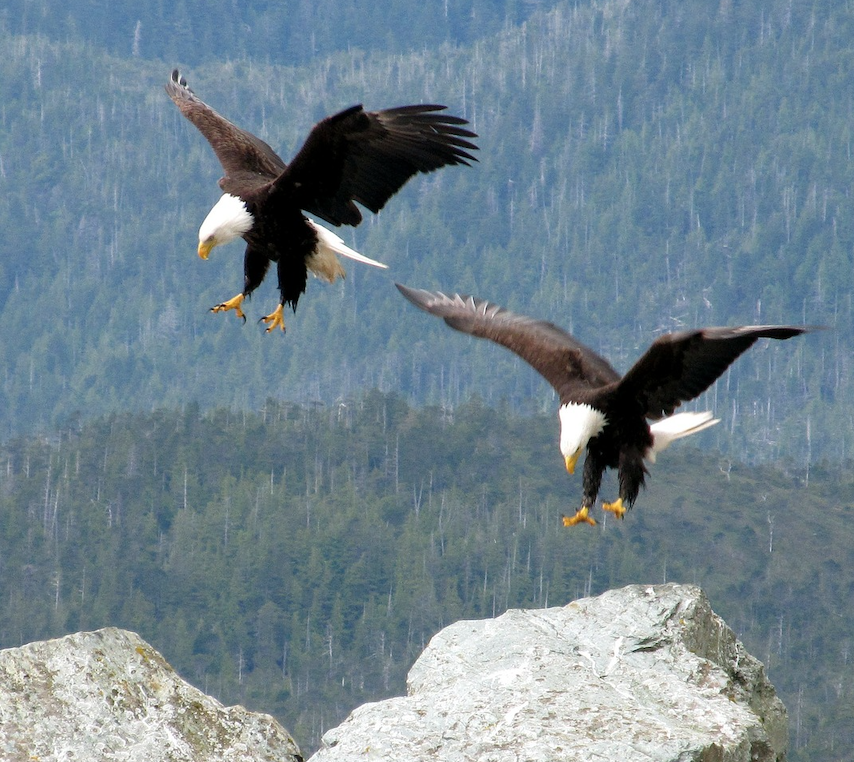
168, 69, 190, 93
395, 282, 422, 304
396, 283, 446, 313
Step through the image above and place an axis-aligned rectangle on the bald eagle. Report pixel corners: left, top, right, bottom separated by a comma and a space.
165, 70, 478, 332
397, 284, 816, 525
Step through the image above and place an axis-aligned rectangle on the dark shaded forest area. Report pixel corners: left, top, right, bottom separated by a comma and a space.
2, 0, 544, 68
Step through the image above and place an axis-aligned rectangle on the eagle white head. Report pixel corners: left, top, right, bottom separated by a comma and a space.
197, 194, 254, 259
558, 402, 607, 474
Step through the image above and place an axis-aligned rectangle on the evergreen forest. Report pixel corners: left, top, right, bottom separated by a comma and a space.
0, 395, 851, 757
0, 0, 848, 461
0, 0, 853, 759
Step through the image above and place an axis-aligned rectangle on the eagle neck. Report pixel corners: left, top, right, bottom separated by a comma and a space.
199, 193, 254, 245
558, 402, 607, 457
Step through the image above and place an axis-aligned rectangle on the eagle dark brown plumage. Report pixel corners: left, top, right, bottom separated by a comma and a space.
166, 70, 478, 332
396, 283, 817, 525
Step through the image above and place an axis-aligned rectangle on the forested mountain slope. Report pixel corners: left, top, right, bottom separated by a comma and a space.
0, 0, 848, 460
1, 0, 551, 68
0, 397, 850, 759
2, 5, 852, 762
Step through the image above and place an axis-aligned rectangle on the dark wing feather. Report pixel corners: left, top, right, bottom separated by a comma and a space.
280, 105, 478, 226
396, 284, 619, 399
165, 70, 286, 189
619, 325, 816, 419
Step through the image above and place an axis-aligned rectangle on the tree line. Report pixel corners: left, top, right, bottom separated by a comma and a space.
0, 393, 850, 758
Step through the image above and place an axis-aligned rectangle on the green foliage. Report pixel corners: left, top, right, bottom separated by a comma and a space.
0, 395, 851, 758
0, 0, 845, 463
0, 0, 542, 68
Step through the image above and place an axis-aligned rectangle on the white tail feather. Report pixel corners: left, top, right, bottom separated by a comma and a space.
647, 411, 720, 463
306, 220, 388, 283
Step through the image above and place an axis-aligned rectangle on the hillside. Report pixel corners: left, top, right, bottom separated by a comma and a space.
1, 0, 553, 68
0, 0, 848, 461
0, 397, 851, 759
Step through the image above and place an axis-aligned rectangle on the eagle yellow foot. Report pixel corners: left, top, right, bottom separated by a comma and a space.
602, 498, 627, 520
562, 507, 597, 527
260, 304, 286, 333
211, 294, 246, 322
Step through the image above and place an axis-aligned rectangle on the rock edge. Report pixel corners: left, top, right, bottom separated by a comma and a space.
0, 627, 302, 762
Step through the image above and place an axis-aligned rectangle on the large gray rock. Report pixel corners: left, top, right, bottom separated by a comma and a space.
0, 627, 302, 762
312, 584, 787, 762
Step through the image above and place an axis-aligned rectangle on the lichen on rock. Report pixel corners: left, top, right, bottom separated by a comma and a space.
0, 627, 302, 762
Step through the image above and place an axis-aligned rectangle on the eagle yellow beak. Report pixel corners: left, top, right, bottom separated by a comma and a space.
564, 449, 581, 475
198, 239, 214, 260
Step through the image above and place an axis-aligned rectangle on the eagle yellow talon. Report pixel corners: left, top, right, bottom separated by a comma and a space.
562, 507, 597, 527
602, 498, 626, 519
260, 304, 286, 333
211, 293, 245, 321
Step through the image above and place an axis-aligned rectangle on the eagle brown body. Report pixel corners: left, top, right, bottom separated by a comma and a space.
166, 70, 478, 330
397, 283, 816, 525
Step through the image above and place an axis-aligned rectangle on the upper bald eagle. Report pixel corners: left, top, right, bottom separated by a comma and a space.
397, 283, 817, 525
165, 70, 478, 332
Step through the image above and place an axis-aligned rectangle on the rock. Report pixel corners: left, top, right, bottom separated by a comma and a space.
312, 583, 787, 762
0, 627, 303, 762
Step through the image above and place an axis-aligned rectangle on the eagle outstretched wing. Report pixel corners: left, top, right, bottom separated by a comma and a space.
619, 325, 815, 420
165, 70, 286, 186
396, 284, 620, 400
280, 106, 479, 226
166, 72, 478, 224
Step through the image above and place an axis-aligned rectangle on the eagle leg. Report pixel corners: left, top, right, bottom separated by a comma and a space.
259, 304, 286, 333
562, 506, 597, 527
602, 498, 627, 519
211, 293, 246, 322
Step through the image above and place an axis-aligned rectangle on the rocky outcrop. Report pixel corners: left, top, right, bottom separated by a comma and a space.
0, 585, 786, 762
0, 627, 302, 762
312, 583, 787, 762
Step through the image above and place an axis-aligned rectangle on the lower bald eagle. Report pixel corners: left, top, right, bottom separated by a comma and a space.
165, 70, 478, 332
397, 284, 816, 525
